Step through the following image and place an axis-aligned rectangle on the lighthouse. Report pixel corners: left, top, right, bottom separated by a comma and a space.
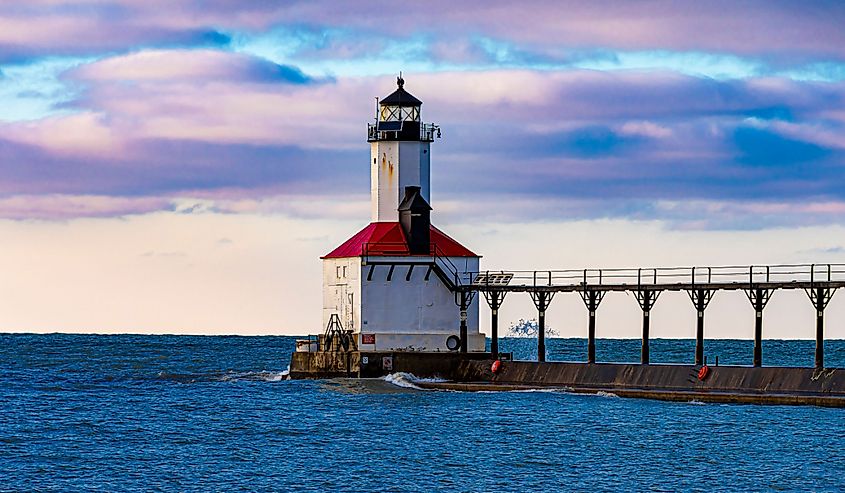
319, 77, 484, 353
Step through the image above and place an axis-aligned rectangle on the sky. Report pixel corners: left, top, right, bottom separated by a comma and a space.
1, 1, 844, 339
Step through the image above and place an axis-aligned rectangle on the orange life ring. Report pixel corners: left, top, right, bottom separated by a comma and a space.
698, 365, 709, 381
491, 360, 502, 374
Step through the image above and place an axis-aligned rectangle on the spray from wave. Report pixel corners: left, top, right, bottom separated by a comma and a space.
411, 376, 447, 383
595, 391, 620, 398
155, 369, 288, 383
382, 372, 424, 390
475, 387, 570, 394
219, 370, 289, 382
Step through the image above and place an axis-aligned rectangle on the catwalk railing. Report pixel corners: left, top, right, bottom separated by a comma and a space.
463, 263, 845, 292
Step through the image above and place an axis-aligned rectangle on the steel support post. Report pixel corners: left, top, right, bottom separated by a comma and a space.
491, 302, 499, 357
816, 304, 824, 369
642, 311, 650, 365
806, 287, 836, 369
744, 288, 773, 367
635, 290, 661, 365
580, 289, 605, 364
755, 309, 763, 367
687, 288, 714, 366
530, 291, 555, 362
539, 307, 546, 363
483, 290, 507, 357
459, 291, 468, 353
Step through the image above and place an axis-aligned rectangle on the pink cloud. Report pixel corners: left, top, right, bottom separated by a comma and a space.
1, 112, 120, 155
7, 58, 832, 158
2, 1, 845, 62
69, 49, 302, 83
0, 49, 843, 226
617, 121, 673, 139
0, 194, 172, 220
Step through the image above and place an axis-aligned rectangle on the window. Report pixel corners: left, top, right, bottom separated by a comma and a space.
380, 105, 399, 121
400, 106, 419, 121
380, 105, 419, 122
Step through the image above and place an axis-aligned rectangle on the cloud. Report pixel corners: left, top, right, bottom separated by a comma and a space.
1, 51, 844, 228
257, 1, 845, 64
0, 135, 366, 198
0, 194, 172, 220
432, 194, 845, 231
1, 1, 844, 67
618, 121, 673, 139
68, 49, 310, 84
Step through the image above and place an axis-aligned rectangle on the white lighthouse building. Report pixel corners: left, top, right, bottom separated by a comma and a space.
320, 77, 484, 352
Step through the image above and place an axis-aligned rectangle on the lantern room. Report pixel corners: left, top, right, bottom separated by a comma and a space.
368, 76, 439, 143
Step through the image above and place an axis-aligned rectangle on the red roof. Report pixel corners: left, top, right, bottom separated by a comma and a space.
322, 222, 478, 258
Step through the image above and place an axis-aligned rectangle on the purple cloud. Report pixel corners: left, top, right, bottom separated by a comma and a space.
6, 65, 845, 216
1, 43, 843, 227
1, 1, 845, 64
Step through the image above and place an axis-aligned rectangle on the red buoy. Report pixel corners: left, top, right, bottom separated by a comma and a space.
491, 360, 502, 374
698, 365, 709, 381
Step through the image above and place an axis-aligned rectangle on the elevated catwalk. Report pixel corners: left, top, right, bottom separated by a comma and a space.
445, 263, 843, 369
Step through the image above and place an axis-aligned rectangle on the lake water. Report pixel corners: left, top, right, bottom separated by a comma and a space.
2, 334, 844, 491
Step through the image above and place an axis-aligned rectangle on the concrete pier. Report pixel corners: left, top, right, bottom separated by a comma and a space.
288, 349, 845, 407
289, 350, 491, 379
420, 360, 845, 407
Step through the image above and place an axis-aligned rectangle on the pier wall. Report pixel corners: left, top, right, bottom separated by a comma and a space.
440, 360, 845, 405
288, 348, 845, 406
289, 350, 490, 379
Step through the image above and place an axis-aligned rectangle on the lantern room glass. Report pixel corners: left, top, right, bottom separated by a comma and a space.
380, 105, 419, 122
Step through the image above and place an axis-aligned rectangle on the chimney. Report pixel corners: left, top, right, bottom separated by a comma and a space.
398, 186, 432, 254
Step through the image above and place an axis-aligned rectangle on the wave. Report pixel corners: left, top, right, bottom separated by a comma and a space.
595, 391, 620, 398
219, 370, 289, 382
475, 388, 564, 394
155, 369, 288, 383
382, 372, 424, 390
509, 388, 565, 393
412, 376, 448, 383
381, 374, 569, 393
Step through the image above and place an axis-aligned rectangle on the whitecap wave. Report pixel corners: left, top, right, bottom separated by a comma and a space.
266, 370, 288, 382
476, 387, 567, 394
595, 391, 620, 398
412, 376, 448, 383
382, 372, 423, 390
687, 399, 706, 405
219, 370, 289, 382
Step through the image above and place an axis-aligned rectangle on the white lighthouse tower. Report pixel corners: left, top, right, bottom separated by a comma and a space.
369, 76, 431, 221
320, 77, 484, 352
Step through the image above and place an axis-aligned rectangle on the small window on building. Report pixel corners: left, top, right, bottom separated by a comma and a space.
342, 266, 347, 277
336, 266, 341, 278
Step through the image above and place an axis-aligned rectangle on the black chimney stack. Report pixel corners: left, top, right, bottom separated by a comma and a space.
398, 186, 432, 254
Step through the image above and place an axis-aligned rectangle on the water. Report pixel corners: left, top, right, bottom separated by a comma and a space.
2, 334, 845, 492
